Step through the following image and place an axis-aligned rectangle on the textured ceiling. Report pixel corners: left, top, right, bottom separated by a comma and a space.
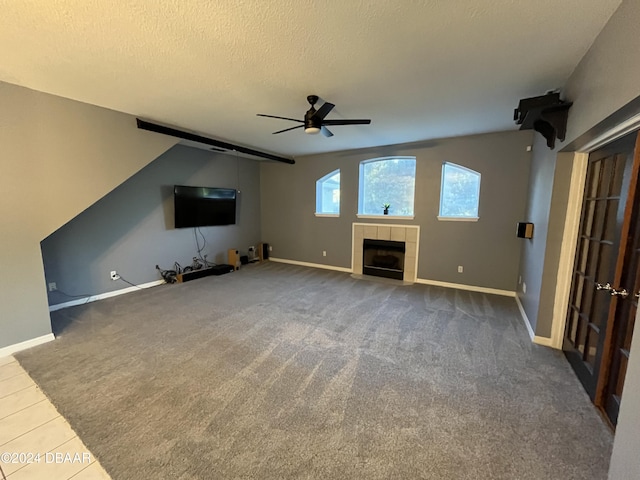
0, 0, 623, 158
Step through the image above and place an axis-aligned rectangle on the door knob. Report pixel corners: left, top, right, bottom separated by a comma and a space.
610, 288, 629, 298
596, 282, 612, 291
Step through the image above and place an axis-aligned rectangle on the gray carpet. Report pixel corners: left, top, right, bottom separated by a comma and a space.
16, 262, 612, 479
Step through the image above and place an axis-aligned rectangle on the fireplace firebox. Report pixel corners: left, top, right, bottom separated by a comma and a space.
362, 239, 405, 280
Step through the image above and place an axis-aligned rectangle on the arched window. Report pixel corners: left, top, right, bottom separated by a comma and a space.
358, 157, 416, 217
439, 162, 481, 220
315, 169, 340, 216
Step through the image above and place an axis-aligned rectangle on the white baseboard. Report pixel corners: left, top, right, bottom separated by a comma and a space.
514, 294, 554, 347
270, 258, 517, 297
49, 279, 165, 312
515, 295, 535, 341
269, 257, 353, 273
415, 278, 516, 297
0, 333, 55, 358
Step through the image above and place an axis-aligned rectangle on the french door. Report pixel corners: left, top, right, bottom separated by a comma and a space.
564, 130, 640, 426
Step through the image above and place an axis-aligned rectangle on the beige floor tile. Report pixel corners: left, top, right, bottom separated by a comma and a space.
0, 373, 34, 399
0, 401, 61, 445
0, 417, 77, 476
0, 355, 16, 367
10, 436, 95, 480
0, 362, 25, 382
0, 385, 47, 421
69, 461, 112, 479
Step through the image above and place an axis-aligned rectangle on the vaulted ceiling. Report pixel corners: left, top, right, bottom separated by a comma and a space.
0, 0, 623, 158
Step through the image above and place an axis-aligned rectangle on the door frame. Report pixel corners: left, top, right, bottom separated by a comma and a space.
549, 112, 640, 349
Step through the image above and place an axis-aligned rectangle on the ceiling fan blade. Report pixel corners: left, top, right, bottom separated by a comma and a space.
257, 114, 303, 123
321, 126, 334, 137
322, 119, 371, 125
312, 102, 335, 121
272, 125, 304, 134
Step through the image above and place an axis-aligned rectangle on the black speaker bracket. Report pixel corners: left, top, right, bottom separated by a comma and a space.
514, 92, 572, 149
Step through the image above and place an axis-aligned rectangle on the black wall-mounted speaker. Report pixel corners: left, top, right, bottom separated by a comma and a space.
516, 222, 534, 239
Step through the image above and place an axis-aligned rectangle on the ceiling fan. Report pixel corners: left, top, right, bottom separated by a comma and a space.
257, 95, 371, 137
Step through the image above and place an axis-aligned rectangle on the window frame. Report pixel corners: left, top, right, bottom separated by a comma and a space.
438, 162, 481, 222
315, 169, 341, 217
357, 156, 417, 219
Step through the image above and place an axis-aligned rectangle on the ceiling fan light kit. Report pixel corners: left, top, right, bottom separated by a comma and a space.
258, 94, 371, 138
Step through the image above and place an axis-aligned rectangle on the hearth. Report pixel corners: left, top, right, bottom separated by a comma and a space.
363, 239, 405, 280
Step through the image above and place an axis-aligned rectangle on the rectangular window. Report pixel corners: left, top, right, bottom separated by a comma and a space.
358, 157, 416, 217
438, 162, 480, 221
316, 169, 340, 216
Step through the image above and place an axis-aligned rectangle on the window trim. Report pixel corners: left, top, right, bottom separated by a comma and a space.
315, 168, 341, 216
437, 216, 479, 222
438, 162, 481, 220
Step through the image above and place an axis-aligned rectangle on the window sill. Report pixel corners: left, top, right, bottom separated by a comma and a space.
357, 214, 414, 220
315, 213, 340, 217
437, 216, 479, 222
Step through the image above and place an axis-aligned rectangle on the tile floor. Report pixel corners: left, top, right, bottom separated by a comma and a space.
0, 355, 111, 479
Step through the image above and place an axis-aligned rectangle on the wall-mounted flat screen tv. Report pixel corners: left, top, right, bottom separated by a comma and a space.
174, 185, 237, 228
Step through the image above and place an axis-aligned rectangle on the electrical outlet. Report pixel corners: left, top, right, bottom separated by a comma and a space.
457, 265, 463, 273
48, 282, 57, 292
269, 245, 273, 252
323, 251, 327, 257
110, 270, 120, 281
523, 282, 527, 294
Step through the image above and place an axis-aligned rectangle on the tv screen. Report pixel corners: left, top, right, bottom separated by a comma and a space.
174, 185, 237, 228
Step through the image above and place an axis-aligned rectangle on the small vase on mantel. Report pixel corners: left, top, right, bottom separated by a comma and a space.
383, 204, 390, 215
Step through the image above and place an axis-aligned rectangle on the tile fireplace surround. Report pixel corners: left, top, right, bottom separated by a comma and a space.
352, 223, 420, 282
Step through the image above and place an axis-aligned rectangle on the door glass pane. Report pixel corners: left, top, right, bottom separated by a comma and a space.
576, 238, 590, 274
590, 289, 608, 329
585, 325, 599, 368
571, 274, 585, 309
597, 158, 614, 197
583, 201, 596, 238
576, 316, 588, 354
611, 156, 626, 195
592, 200, 607, 240
603, 200, 620, 243
587, 241, 600, 279
595, 243, 613, 285
580, 277, 595, 316
569, 309, 580, 344
587, 160, 602, 198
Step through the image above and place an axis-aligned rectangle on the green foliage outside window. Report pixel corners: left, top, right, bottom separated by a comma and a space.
359, 157, 416, 216
439, 163, 480, 217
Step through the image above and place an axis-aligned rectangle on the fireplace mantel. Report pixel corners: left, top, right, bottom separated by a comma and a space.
352, 223, 420, 283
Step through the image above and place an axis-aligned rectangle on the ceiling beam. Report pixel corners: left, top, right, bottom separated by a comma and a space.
136, 119, 295, 164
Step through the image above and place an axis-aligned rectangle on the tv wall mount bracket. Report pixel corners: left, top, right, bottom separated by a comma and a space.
514, 92, 573, 149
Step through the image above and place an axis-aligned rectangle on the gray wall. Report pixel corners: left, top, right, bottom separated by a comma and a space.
518, 0, 640, 339
0, 81, 176, 350
41, 145, 262, 304
518, 138, 574, 335
608, 323, 640, 479
510, 0, 640, 476
261, 130, 533, 292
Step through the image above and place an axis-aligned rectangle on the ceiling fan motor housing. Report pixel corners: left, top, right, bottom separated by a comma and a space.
304, 107, 321, 130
